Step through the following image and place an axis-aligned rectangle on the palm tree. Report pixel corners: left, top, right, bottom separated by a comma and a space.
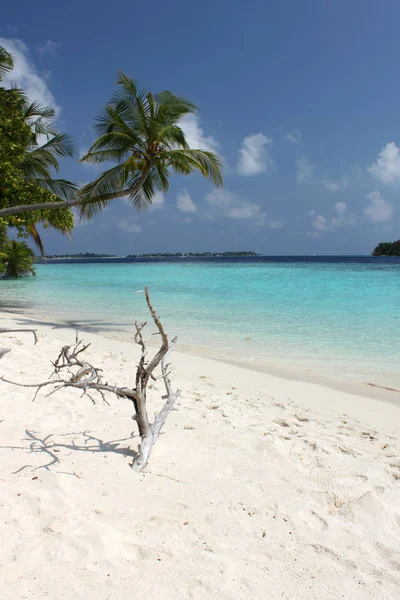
2, 240, 36, 278
0, 44, 77, 208
79, 72, 223, 219
0, 71, 223, 219
21, 99, 77, 200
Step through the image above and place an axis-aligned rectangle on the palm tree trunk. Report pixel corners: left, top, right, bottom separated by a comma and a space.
0, 165, 151, 218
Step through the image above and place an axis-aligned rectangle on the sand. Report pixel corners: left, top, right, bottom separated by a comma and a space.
0, 313, 399, 599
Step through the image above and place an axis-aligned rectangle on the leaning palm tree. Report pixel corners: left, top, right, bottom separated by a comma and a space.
2, 240, 36, 278
0, 72, 223, 219
79, 72, 223, 219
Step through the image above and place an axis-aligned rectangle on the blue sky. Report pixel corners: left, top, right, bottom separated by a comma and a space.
1, 0, 400, 255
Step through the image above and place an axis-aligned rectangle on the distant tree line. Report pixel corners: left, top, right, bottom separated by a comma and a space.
44, 253, 118, 259
126, 251, 258, 258
372, 240, 400, 256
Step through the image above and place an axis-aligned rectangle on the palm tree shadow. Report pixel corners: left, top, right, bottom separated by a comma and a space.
1, 429, 138, 476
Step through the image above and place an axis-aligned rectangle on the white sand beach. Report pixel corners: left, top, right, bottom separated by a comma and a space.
0, 314, 399, 599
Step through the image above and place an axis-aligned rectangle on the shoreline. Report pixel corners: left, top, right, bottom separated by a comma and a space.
3, 305, 400, 405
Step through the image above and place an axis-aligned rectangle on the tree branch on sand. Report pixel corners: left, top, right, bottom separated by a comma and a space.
0, 288, 180, 471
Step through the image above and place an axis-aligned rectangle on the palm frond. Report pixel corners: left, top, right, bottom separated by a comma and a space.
126, 173, 154, 210
154, 90, 198, 119
79, 162, 133, 219
27, 224, 45, 256
36, 133, 75, 158
24, 101, 55, 121
151, 164, 170, 192
32, 178, 78, 199
22, 150, 59, 178
158, 149, 223, 187
0, 46, 14, 79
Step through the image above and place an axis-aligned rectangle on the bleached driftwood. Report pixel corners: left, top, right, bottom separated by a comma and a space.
0, 287, 179, 471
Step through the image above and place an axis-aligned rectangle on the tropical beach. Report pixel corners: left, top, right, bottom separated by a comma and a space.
1, 1, 400, 598
1, 310, 400, 599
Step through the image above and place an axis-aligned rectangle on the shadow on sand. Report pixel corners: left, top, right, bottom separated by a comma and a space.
0, 430, 139, 477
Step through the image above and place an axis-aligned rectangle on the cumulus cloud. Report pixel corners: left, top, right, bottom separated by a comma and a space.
176, 189, 197, 213
368, 142, 400, 185
205, 189, 266, 226
237, 133, 274, 175
0, 37, 60, 115
296, 155, 314, 184
312, 214, 328, 232
321, 177, 348, 192
37, 40, 61, 57
363, 191, 393, 223
179, 114, 219, 153
310, 202, 357, 235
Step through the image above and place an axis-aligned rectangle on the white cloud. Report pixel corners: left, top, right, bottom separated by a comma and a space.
296, 155, 314, 183
0, 37, 60, 116
37, 40, 61, 57
312, 214, 328, 232
334, 201, 346, 217
268, 219, 285, 229
179, 114, 219, 153
205, 189, 266, 226
321, 177, 348, 192
310, 202, 357, 235
237, 133, 274, 176
368, 142, 400, 185
285, 130, 303, 146
363, 191, 393, 223
150, 191, 165, 210
331, 201, 357, 227
176, 189, 197, 213
116, 220, 142, 234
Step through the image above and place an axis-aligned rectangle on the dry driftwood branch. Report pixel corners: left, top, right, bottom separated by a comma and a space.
0, 287, 180, 471
0, 328, 38, 345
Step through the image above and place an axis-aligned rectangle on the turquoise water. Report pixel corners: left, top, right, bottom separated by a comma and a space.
1, 259, 399, 387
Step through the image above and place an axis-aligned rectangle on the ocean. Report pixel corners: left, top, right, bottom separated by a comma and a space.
1, 256, 399, 388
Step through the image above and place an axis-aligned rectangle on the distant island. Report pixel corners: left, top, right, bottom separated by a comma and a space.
125, 251, 258, 258
44, 253, 119, 259
372, 240, 400, 256
43, 251, 258, 259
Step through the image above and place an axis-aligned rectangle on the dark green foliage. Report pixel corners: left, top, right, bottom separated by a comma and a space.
372, 240, 400, 256
2, 239, 36, 278
0, 73, 75, 247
